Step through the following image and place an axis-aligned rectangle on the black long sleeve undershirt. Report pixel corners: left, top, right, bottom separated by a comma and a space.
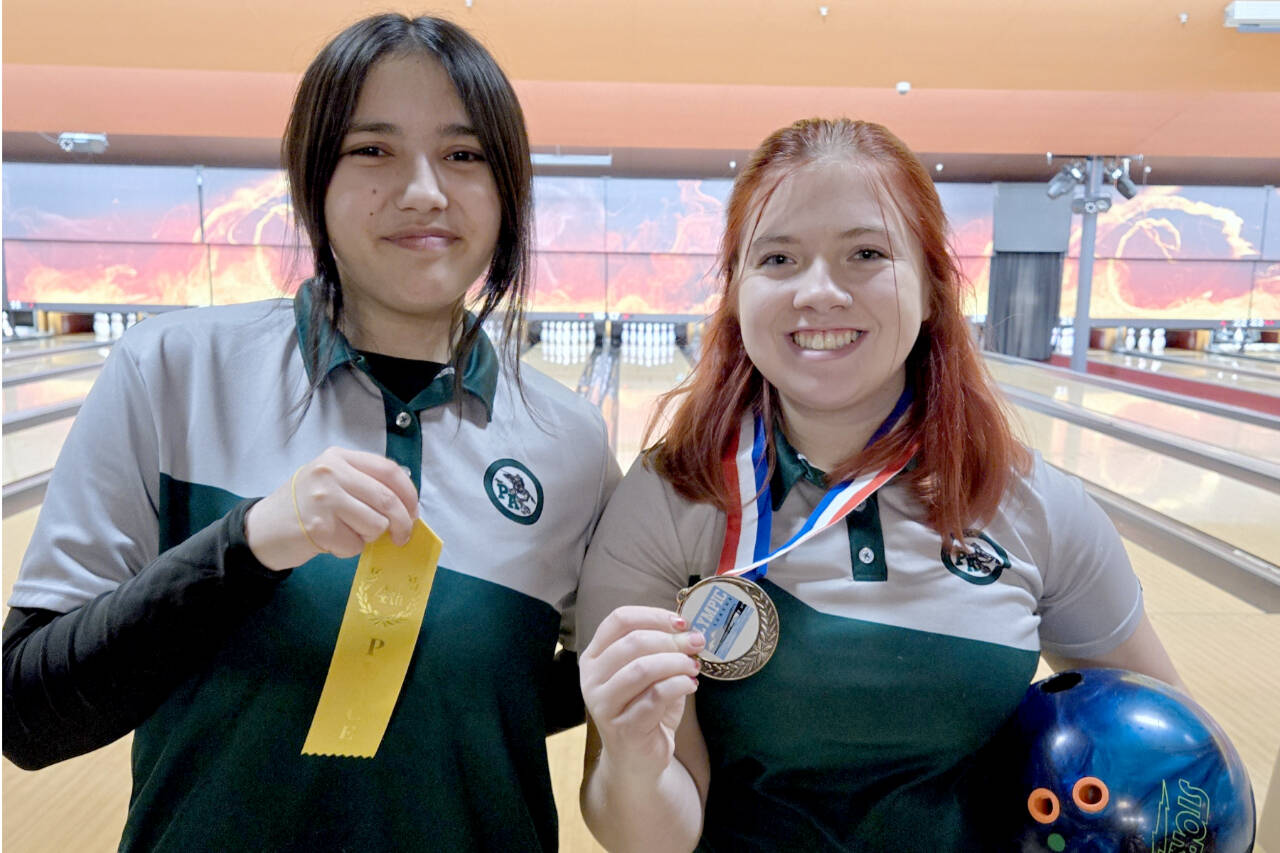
2, 499, 289, 771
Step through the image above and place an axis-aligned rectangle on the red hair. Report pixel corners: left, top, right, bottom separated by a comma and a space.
648, 118, 1029, 544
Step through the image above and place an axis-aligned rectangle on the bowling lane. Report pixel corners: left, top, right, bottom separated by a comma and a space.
1157, 347, 1280, 378
614, 338, 691, 472
3, 372, 98, 416
2, 333, 100, 358
3, 417, 75, 485
986, 357, 1280, 465
2, 346, 111, 382
1089, 350, 1280, 399
1009, 404, 1280, 566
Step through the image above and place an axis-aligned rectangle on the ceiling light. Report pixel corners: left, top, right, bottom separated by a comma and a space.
1046, 164, 1081, 199
56, 132, 109, 154
530, 152, 612, 168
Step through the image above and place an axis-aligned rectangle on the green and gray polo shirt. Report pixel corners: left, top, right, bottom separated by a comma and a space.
10, 289, 618, 851
576, 432, 1142, 851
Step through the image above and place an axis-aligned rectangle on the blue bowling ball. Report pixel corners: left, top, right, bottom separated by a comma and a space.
1007, 668, 1254, 852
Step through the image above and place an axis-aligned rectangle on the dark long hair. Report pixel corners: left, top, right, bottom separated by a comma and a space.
650, 119, 1029, 544
282, 13, 532, 406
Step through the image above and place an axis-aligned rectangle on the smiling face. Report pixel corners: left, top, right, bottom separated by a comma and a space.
735, 159, 930, 451
324, 52, 501, 359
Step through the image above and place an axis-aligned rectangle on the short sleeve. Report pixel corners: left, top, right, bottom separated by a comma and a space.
572, 457, 721, 652
9, 333, 162, 611
1033, 456, 1144, 660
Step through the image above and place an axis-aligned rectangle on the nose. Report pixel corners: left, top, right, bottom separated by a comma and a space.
397, 155, 448, 212
792, 261, 852, 312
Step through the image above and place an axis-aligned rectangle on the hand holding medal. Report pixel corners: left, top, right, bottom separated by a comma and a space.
579, 606, 704, 779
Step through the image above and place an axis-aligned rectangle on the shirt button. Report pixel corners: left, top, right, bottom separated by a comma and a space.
855, 501, 867, 512
858, 547, 876, 564
395, 411, 413, 429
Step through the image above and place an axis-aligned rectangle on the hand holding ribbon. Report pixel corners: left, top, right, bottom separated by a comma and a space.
245, 447, 419, 570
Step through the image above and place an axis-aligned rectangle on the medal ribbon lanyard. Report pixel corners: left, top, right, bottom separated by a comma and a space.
717, 390, 915, 582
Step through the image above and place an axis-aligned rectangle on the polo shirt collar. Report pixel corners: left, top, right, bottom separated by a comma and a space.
292, 280, 498, 419
770, 426, 828, 510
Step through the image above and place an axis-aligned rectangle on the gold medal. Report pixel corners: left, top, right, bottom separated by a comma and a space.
676, 575, 779, 680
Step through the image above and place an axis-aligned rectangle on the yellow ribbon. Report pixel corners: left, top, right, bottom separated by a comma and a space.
302, 518, 442, 758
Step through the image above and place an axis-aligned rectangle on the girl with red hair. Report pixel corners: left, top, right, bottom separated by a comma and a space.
574, 118, 1181, 850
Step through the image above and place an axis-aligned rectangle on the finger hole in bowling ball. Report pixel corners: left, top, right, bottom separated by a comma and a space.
1028, 788, 1060, 824
1040, 671, 1082, 693
1071, 776, 1109, 812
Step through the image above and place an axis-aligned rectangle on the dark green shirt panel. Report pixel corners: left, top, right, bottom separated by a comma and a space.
845, 494, 888, 582
158, 475, 247, 553
136, 479, 564, 852
694, 580, 1038, 852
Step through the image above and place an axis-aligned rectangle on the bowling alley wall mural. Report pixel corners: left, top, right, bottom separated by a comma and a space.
3, 161, 1276, 325
1059, 184, 1279, 321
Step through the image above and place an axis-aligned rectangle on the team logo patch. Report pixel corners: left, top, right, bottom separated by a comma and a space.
484, 458, 543, 525
942, 530, 1010, 585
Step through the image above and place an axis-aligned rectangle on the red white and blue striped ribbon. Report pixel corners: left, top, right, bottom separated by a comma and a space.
718, 414, 773, 576
717, 410, 915, 582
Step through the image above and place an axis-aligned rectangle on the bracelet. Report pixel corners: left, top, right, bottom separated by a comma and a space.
291, 469, 327, 554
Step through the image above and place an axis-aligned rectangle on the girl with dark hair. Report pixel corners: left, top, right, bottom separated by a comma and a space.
574, 118, 1181, 851
4, 14, 617, 851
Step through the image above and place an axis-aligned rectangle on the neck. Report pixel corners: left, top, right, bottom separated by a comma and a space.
777, 376, 907, 472
341, 303, 456, 361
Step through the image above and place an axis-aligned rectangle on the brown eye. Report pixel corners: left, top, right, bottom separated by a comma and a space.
1072, 777, 1110, 812
1027, 788, 1060, 824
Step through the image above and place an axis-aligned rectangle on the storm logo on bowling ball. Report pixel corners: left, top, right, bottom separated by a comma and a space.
941, 529, 1009, 585
1008, 669, 1255, 853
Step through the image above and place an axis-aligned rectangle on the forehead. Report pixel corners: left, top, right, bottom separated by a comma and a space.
748, 160, 913, 240
351, 52, 467, 121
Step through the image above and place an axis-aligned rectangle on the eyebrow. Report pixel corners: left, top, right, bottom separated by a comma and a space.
750, 226, 890, 251
344, 120, 479, 138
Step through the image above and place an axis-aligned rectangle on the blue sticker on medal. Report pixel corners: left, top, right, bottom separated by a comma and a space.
676, 576, 779, 680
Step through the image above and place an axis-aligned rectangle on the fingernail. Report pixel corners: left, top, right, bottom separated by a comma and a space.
687, 631, 706, 649
692, 657, 702, 671
671, 615, 688, 630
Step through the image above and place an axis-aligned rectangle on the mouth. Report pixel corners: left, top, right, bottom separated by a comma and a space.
790, 329, 863, 351
384, 227, 459, 251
